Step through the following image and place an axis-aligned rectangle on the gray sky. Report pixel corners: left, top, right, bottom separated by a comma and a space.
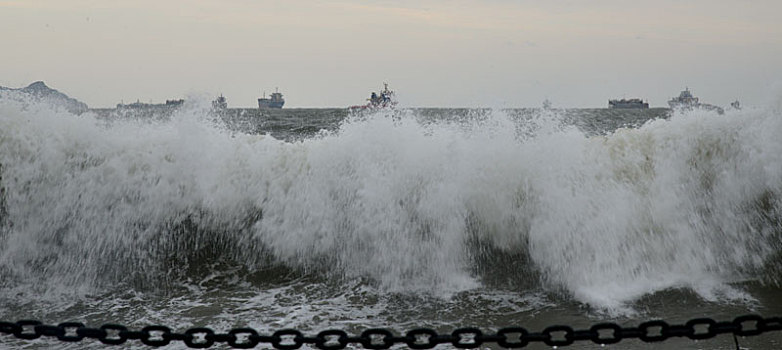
1, 0, 781, 108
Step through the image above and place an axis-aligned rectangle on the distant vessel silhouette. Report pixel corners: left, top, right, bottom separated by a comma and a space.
609, 98, 649, 109
212, 94, 227, 110
258, 88, 284, 109
349, 83, 397, 110
668, 87, 724, 114
116, 99, 183, 109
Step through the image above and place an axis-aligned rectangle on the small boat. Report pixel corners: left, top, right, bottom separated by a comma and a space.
349, 83, 397, 111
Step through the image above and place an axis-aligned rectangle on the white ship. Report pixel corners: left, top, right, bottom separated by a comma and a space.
668, 88, 724, 114
349, 83, 397, 110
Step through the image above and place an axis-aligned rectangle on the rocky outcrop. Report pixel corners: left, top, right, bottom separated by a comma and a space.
0, 81, 89, 114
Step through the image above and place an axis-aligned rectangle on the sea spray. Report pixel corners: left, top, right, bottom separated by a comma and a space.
0, 95, 780, 314
527, 107, 782, 309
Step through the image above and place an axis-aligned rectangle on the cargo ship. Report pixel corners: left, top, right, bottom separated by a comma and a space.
609, 98, 649, 109
258, 88, 284, 109
116, 99, 183, 109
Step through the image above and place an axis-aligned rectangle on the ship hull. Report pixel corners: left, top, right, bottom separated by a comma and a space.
609, 99, 648, 109
669, 102, 724, 114
609, 103, 649, 109
258, 100, 284, 109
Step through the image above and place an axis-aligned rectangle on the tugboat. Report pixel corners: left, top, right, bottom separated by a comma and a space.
609, 98, 649, 109
258, 88, 284, 109
212, 94, 227, 110
668, 87, 724, 114
349, 83, 397, 111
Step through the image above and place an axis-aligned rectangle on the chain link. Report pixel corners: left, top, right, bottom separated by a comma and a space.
0, 315, 780, 348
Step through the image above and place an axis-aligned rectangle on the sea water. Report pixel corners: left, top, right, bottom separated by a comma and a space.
1, 93, 781, 349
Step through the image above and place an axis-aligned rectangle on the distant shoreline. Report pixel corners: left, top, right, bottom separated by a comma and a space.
88, 106, 674, 112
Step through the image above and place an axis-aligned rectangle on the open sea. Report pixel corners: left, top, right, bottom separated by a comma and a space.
1, 94, 781, 349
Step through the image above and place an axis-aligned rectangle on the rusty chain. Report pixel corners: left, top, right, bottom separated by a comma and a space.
1, 314, 779, 348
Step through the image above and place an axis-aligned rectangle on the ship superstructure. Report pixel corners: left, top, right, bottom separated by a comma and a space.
668, 87, 724, 114
212, 94, 228, 110
668, 88, 699, 109
349, 83, 397, 110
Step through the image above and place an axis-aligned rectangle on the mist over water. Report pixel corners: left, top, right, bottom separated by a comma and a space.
1, 92, 782, 348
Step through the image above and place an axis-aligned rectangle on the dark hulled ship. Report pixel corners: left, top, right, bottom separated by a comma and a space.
258, 88, 284, 109
609, 98, 649, 109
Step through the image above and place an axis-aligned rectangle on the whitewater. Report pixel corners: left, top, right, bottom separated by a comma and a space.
1, 93, 781, 349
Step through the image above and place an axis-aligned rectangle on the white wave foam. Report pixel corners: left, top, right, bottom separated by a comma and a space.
1, 94, 780, 312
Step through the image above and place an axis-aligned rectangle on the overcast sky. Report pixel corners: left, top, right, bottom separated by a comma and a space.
1, 0, 781, 108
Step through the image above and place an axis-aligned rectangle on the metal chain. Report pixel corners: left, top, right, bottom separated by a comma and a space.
0, 315, 780, 348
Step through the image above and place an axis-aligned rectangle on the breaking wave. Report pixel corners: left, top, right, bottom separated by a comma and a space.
1, 93, 780, 311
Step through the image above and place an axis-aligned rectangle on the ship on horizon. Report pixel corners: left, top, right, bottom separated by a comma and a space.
117, 99, 183, 109
258, 88, 284, 109
668, 87, 723, 114
349, 83, 397, 111
609, 98, 649, 109
212, 94, 227, 110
